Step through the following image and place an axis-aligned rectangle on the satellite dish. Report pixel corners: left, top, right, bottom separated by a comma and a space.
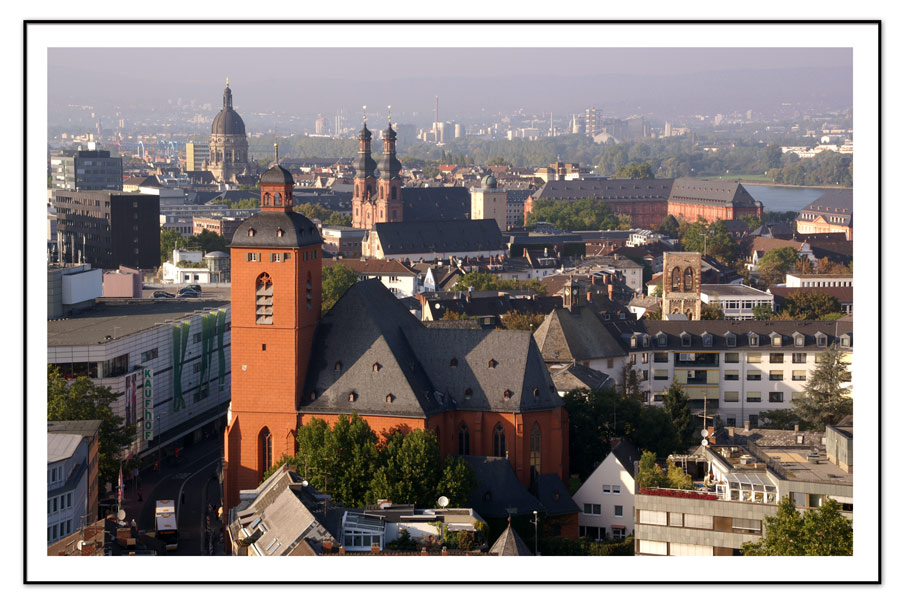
76, 540, 84, 551
701, 439, 709, 447
701, 429, 709, 438
437, 496, 449, 508
435, 303, 441, 309
117, 509, 126, 521
301, 480, 309, 487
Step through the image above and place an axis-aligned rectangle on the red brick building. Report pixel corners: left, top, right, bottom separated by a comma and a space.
225, 163, 571, 517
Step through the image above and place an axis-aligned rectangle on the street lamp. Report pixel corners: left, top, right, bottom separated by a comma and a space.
531, 510, 539, 556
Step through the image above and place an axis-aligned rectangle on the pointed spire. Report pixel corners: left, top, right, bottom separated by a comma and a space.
363, 105, 367, 124
274, 142, 279, 165
387, 104, 392, 126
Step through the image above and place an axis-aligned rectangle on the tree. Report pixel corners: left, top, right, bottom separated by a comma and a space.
622, 359, 642, 403
294, 202, 351, 227
759, 408, 811, 431
757, 246, 800, 285
633, 406, 680, 458
615, 161, 654, 179
679, 218, 739, 266
500, 310, 545, 332
783, 290, 841, 321
763, 144, 783, 170
700, 304, 725, 320
190, 229, 228, 255
636, 450, 666, 489
742, 497, 852, 556
752, 304, 774, 320
662, 383, 694, 453
656, 215, 680, 239
665, 460, 694, 490
321, 264, 359, 312
815, 256, 852, 275
159, 228, 185, 264
436, 455, 478, 508
527, 198, 628, 231
451, 272, 546, 295
47, 365, 136, 488
792, 344, 852, 430
440, 310, 471, 321
225, 197, 259, 210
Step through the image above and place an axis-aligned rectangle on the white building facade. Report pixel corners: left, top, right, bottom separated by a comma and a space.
47, 433, 91, 545
572, 442, 639, 541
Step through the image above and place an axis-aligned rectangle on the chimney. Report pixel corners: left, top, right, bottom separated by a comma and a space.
420, 547, 429, 556
744, 421, 751, 432
339, 545, 346, 555
794, 423, 800, 432
323, 541, 333, 554
608, 283, 614, 301
727, 426, 735, 438
441, 546, 449, 556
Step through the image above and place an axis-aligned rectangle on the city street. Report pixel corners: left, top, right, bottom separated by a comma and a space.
120, 437, 225, 555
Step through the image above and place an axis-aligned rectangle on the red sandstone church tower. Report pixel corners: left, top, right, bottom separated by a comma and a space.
224, 148, 323, 513
351, 117, 403, 229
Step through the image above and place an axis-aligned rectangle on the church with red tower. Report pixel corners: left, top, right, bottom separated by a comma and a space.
224, 132, 570, 523
351, 119, 403, 229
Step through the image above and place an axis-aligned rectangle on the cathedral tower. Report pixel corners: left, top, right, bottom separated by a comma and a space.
224, 156, 323, 513
375, 120, 403, 224
351, 122, 378, 229
208, 79, 250, 184
661, 252, 702, 320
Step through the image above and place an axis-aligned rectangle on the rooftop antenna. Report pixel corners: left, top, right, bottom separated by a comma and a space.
363, 105, 367, 124
226, 76, 229, 87
274, 142, 279, 165
388, 105, 392, 126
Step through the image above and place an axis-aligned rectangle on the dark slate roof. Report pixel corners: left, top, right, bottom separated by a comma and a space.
230, 211, 322, 249
610, 440, 641, 479
668, 178, 762, 208
488, 521, 532, 556
464, 456, 543, 518
300, 279, 563, 418
549, 363, 613, 392
533, 473, 580, 516
260, 164, 294, 186
533, 307, 628, 363
749, 222, 795, 239
401, 187, 471, 222
801, 189, 853, 214
211, 85, 246, 136
48, 420, 102, 438
532, 178, 674, 203
633, 319, 852, 350
372, 219, 504, 255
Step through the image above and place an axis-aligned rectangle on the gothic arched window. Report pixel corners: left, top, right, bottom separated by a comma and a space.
671, 267, 682, 292
493, 424, 506, 458
683, 267, 694, 292
263, 193, 271, 206
530, 423, 542, 476
458, 423, 470, 455
256, 273, 273, 324
274, 193, 282, 206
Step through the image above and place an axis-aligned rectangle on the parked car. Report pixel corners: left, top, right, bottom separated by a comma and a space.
189, 284, 202, 292
153, 291, 175, 299
177, 289, 200, 298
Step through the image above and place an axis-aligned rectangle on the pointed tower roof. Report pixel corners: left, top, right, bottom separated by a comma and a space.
488, 519, 532, 556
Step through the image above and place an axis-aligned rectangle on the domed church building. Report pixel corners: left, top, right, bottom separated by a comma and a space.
208, 79, 250, 184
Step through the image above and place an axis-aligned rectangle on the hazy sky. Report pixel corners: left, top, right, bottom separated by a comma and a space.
48, 47, 852, 122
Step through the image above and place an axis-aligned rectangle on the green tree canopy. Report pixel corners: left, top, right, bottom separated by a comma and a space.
615, 161, 655, 179
662, 383, 694, 453
742, 497, 852, 556
294, 202, 351, 227
527, 198, 630, 231
752, 304, 774, 320
636, 451, 666, 489
452, 272, 547, 295
47, 365, 136, 488
500, 310, 545, 332
700, 304, 725, 320
757, 246, 801, 285
792, 344, 852, 430
656, 215, 680, 238
322, 264, 359, 312
678, 218, 739, 266
783, 290, 841, 320
759, 408, 812, 431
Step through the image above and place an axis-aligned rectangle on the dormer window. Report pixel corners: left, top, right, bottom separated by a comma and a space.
248, 228, 256, 237
631, 335, 638, 349
450, 358, 458, 368
793, 332, 804, 347
643, 334, 650, 347
276, 228, 284, 238
309, 391, 317, 401
771, 333, 782, 347
657, 332, 667, 347
372, 363, 381, 372
701, 332, 712, 348
503, 389, 512, 400
348, 391, 357, 402
386, 393, 395, 403
815, 332, 827, 347
840, 334, 851, 348
681, 332, 691, 347
488, 359, 497, 369
725, 332, 736, 347
464, 388, 472, 400
334, 361, 342, 372
533, 388, 540, 397
748, 332, 759, 347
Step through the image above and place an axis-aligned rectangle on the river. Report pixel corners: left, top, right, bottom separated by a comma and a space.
742, 184, 837, 213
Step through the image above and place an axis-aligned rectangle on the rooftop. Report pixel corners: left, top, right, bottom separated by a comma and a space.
48, 299, 229, 347
700, 284, 772, 298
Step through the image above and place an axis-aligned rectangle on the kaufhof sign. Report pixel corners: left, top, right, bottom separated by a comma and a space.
143, 368, 154, 442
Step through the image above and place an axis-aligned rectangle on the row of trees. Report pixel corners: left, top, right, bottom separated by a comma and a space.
752, 289, 843, 321
767, 150, 853, 187
264, 413, 477, 509
159, 228, 229, 267
451, 272, 548, 295
526, 198, 633, 231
